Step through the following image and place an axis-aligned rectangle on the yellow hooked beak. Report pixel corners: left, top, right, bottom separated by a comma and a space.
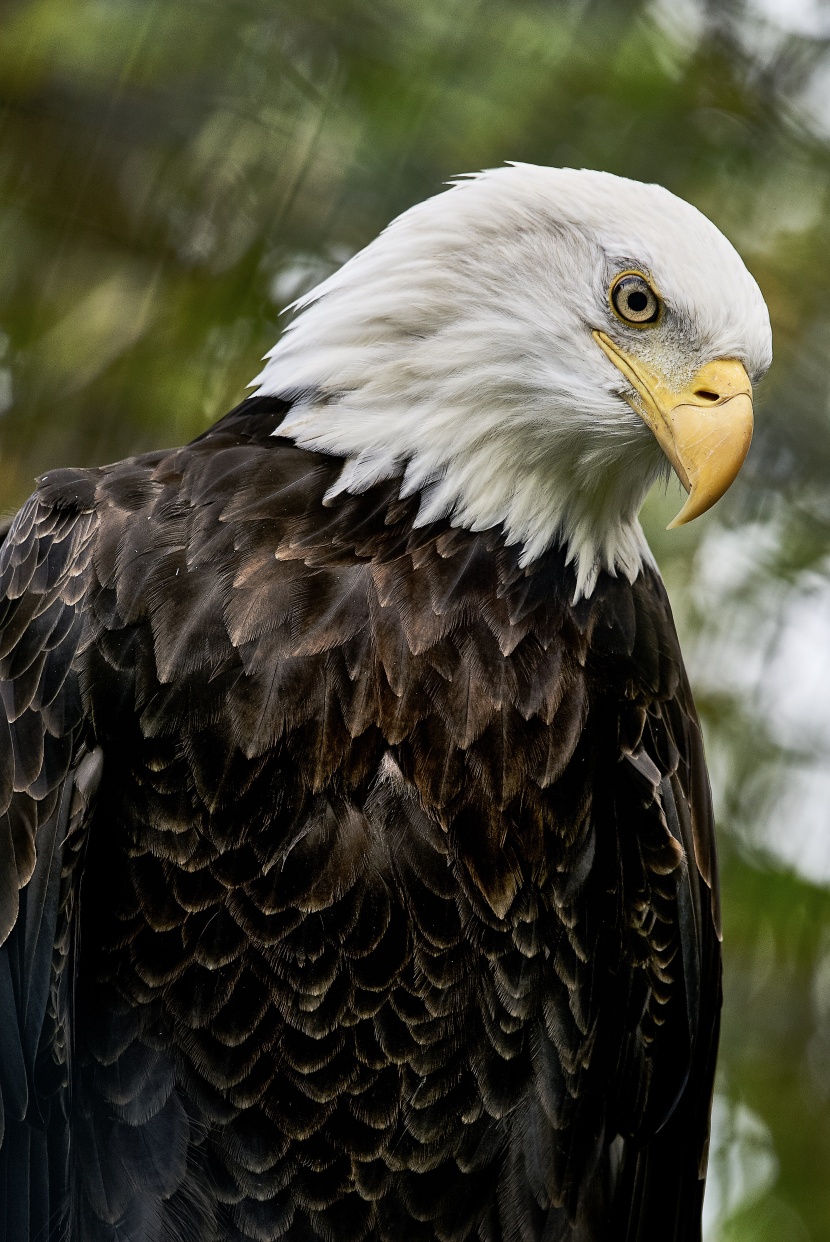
593, 330, 754, 529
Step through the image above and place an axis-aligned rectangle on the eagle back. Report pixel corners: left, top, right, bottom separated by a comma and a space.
0, 398, 721, 1242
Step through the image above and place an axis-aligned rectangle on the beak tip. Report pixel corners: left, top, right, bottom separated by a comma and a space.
667, 491, 714, 530
665, 391, 754, 532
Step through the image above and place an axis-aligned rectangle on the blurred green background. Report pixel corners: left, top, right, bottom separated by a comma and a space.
1, 0, 830, 1234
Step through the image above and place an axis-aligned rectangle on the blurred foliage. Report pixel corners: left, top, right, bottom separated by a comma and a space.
3, 0, 830, 1234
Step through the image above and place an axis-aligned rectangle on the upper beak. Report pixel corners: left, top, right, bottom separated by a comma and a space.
592, 330, 754, 528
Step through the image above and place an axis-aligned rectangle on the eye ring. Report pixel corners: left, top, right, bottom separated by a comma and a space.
609, 271, 661, 326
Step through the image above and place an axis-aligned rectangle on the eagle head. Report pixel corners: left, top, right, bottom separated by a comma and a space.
253, 164, 772, 598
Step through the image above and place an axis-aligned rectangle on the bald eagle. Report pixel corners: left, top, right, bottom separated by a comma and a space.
0, 165, 771, 1242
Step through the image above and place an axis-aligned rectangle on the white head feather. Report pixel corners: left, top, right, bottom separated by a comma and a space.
252, 164, 772, 598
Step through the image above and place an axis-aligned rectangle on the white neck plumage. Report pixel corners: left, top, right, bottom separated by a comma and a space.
253, 297, 665, 595
253, 334, 663, 600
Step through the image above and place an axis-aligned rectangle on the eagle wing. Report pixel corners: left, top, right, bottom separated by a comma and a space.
0, 405, 721, 1242
606, 572, 722, 1240
0, 481, 102, 1242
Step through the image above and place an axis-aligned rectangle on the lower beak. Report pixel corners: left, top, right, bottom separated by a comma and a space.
593, 330, 754, 528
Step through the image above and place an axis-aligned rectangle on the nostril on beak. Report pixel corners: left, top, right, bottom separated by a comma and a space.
694, 389, 720, 402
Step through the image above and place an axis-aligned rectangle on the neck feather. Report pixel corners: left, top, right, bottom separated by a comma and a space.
252, 215, 665, 599
254, 381, 663, 600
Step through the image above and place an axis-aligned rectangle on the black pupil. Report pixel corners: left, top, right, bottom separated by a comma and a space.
627, 290, 648, 312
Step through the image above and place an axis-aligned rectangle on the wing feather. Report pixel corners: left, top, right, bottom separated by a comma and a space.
608, 569, 721, 1241
0, 404, 722, 1242
0, 484, 102, 1242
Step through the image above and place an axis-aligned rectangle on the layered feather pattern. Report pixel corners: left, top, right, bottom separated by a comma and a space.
0, 397, 720, 1241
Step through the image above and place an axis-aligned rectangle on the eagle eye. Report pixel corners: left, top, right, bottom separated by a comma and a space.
610, 272, 661, 326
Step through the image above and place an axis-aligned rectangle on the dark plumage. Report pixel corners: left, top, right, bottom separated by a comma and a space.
0, 396, 720, 1241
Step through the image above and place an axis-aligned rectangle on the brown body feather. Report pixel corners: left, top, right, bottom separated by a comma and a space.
0, 397, 720, 1241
